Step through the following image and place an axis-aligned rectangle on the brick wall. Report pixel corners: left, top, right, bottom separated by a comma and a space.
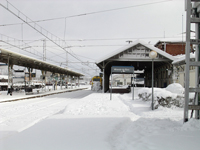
166, 44, 185, 56
155, 42, 186, 56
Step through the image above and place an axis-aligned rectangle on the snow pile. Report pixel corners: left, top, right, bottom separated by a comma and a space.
165, 83, 184, 95
64, 93, 136, 117
138, 83, 184, 108
182, 118, 200, 131
138, 88, 177, 100
91, 81, 101, 91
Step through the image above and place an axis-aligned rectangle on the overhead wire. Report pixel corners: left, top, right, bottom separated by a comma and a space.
0, 0, 96, 73
0, 0, 172, 27
0, 34, 97, 72
0, 0, 172, 76
45, 46, 98, 71
2, 35, 184, 42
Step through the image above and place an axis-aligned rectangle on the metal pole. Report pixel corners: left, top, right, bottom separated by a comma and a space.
42, 70, 44, 92
198, 22, 200, 120
195, 18, 199, 119
132, 74, 134, 100
60, 74, 62, 90
45, 71, 47, 92
184, 0, 191, 122
28, 68, 31, 87
74, 76, 75, 88
110, 73, 112, 100
67, 74, 69, 89
196, 8, 200, 119
66, 51, 68, 68
78, 76, 80, 87
7, 57, 11, 94
152, 59, 154, 110
43, 39, 46, 61
24, 70, 26, 91
71, 76, 73, 89
103, 61, 105, 93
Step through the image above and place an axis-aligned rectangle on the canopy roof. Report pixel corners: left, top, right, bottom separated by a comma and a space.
0, 48, 83, 77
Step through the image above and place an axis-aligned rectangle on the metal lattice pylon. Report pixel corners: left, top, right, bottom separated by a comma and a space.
184, 0, 200, 122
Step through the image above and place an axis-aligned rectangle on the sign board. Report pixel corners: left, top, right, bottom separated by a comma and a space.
110, 66, 134, 100
111, 66, 134, 74
188, 105, 200, 110
190, 39, 200, 44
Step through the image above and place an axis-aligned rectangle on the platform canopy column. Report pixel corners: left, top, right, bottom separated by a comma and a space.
7, 56, 13, 95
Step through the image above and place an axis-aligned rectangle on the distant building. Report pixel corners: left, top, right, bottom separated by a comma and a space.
172, 53, 196, 88
154, 40, 186, 56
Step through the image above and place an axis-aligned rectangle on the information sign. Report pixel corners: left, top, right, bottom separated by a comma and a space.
111, 66, 134, 74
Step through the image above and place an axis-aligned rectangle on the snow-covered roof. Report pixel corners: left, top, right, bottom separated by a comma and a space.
172, 53, 195, 65
0, 48, 83, 77
96, 40, 175, 64
154, 39, 186, 46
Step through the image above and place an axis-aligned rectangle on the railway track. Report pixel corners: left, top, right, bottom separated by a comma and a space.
0, 89, 93, 140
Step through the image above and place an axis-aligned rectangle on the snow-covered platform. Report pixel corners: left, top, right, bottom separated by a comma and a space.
0, 86, 88, 103
0, 87, 200, 150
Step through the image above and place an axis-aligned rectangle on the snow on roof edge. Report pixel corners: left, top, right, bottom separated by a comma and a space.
172, 53, 195, 65
96, 39, 175, 64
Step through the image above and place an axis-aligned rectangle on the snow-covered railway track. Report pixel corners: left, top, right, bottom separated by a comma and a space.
0, 90, 93, 140
0, 89, 92, 119
0, 98, 73, 124
0, 88, 88, 103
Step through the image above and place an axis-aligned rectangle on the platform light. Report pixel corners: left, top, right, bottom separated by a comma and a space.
149, 51, 157, 110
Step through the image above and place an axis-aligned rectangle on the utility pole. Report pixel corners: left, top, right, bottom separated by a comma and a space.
43, 39, 46, 61
193, 2, 200, 119
184, 0, 200, 122
66, 51, 68, 68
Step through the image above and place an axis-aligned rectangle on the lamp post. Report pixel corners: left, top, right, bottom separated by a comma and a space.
149, 51, 157, 110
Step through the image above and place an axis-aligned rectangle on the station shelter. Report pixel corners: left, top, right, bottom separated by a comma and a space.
95, 40, 175, 93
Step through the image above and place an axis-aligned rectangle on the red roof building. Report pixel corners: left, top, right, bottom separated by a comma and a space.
154, 41, 186, 56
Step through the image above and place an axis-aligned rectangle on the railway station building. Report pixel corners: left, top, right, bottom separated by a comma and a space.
96, 40, 192, 93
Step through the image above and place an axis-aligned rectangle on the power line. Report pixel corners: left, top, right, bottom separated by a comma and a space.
17, 44, 125, 48
0, 0, 95, 71
0, 40, 97, 74
0, 41, 98, 76
0, 33, 97, 68
0, 40, 64, 64
0, 0, 172, 27
0, 35, 185, 42
69, 54, 96, 61
45, 46, 97, 71
65, 36, 182, 41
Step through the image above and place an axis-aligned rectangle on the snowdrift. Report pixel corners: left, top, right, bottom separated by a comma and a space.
138, 83, 185, 108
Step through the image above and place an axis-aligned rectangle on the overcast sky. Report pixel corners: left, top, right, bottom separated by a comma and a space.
0, 0, 186, 77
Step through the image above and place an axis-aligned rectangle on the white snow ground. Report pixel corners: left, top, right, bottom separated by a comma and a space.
0, 86, 200, 150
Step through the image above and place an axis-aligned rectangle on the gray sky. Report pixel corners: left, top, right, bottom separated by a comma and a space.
0, 0, 186, 77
